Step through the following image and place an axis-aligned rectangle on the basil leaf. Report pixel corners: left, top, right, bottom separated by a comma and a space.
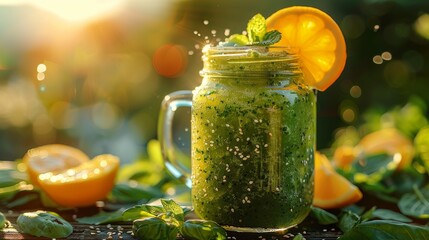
338, 210, 361, 233
180, 219, 227, 240
310, 206, 338, 225
77, 209, 125, 225
109, 182, 164, 204
0, 212, 6, 229
161, 199, 185, 223
122, 205, 164, 221
247, 13, 266, 43
133, 217, 178, 240
338, 220, 429, 240
17, 211, 73, 238
372, 209, 412, 223
398, 184, 429, 219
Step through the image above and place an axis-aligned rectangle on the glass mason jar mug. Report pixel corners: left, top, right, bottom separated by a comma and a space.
158, 45, 316, 232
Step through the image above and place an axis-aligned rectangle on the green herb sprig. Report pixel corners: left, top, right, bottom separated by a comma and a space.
221, 13, 281, 46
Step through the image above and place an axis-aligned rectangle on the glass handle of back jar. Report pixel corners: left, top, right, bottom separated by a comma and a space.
158, 90, 193, 188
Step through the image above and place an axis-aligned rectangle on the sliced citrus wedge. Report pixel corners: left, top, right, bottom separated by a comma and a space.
357, 128, 414, 170
266, 6, 347, 91
313, 152, 362, 209
23, 144, 90, 185
38, 154, 120, 207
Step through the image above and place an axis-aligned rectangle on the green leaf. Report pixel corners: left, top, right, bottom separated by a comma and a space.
122, 205, 164, 221
259, 30, 282, 46
0, 212, 6, 229
352, 153, 399, 184
310, 206, 338, 225
415, 126, 429, 172
338, 220, 429, 240
361, 206, 377, 222
180, 219, 227, 240
383, 167, 425, 195
109, 182, 164, 204
292, 233, 305, 240
6, 193, 38, 208
398, 184, 429, 219
338, 210, 361, 233
247, 13, 266, 43
17, 211, 73, 238
161, 199, 185, 223
133, 217, 178, 240
372, 209, 412, 223
77, 209, 125, 225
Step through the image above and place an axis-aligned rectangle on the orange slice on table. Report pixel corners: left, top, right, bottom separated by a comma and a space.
313, 152, 362, 209
38, 154, 120, 207
357, 128, 414, 171
23, 144, 90, 186
266, 6, 347, 91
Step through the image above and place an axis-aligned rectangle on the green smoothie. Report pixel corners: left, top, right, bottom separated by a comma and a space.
191, 46, 316, 231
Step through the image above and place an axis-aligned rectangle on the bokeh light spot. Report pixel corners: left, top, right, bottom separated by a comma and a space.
152, 44, 188, 78
350, 85, 362, 98
342, 109, 356, 123
37, 63, 47, 73
373, 25, 380, 32
373, 55, 383, 64
381, 51, 392, 61
414, 13, 429, 40
37, 72, 45, 81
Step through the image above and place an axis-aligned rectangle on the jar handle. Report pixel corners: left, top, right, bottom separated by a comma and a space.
158, 90, 193, 188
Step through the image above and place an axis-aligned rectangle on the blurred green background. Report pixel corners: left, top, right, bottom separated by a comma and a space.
0, 0, 428, 163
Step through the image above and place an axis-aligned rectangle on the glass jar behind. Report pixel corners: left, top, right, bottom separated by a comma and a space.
190, 45, 316, 232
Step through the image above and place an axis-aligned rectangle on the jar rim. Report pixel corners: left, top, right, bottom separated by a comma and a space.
202, 44, 298, 56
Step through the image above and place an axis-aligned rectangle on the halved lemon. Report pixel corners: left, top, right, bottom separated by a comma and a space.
313, 152, 362, 209
23, 144, 90, 185
38, 154, 120, 207
266, 6, 347, 91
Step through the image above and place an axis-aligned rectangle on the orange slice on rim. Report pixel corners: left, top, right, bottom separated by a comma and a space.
266, 6, 347, 91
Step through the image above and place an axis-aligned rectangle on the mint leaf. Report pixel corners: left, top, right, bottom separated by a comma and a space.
247, 13, 266, 43
259, 30, 282, 45
221, 13, 282, 46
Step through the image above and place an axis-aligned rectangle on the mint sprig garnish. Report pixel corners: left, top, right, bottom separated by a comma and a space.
221, 13, 282, 46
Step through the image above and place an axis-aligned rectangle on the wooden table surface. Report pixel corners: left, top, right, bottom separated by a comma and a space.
0, 206, 343, 240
